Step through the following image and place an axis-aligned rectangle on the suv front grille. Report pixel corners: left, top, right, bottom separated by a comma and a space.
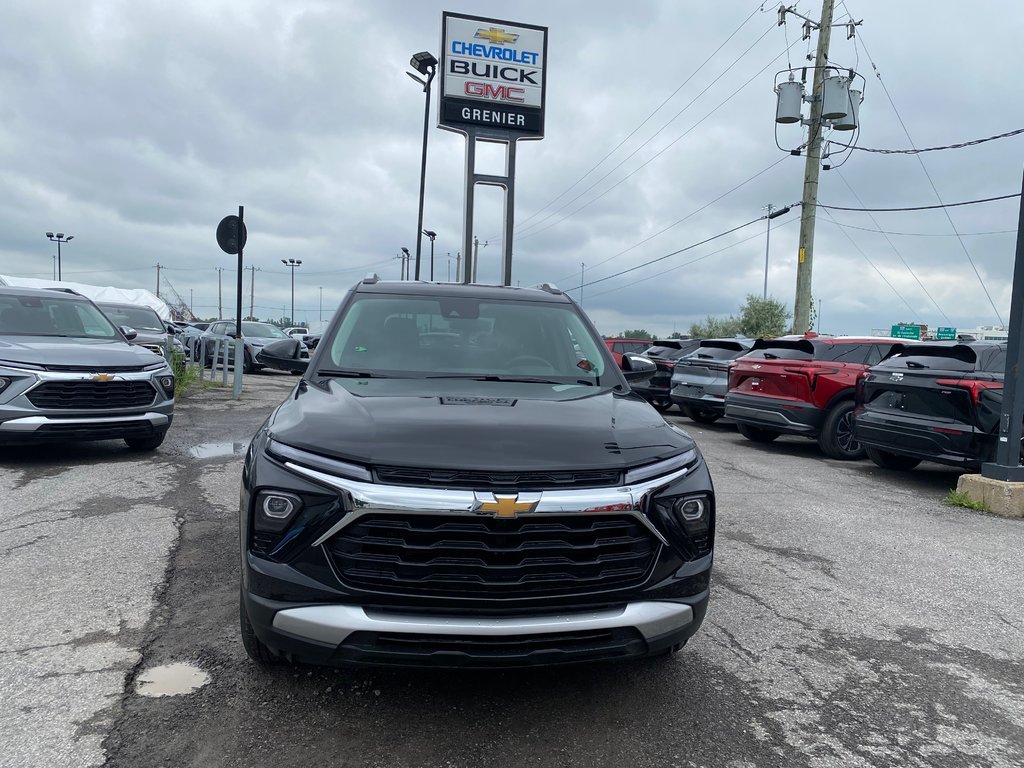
374, 466, 622, 490
27, 381, 157, 409
327, 513, 659, 599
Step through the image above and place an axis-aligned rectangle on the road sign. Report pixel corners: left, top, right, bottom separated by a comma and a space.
890, 324, 921, 340
216, 215, 247, 255
935, 326, 957, 340
439, 12, 548, 138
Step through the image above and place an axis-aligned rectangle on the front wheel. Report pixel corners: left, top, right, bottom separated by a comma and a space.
736, 423, 780, 443
240, 590, 281, 666
651, 399, 674, 412
865, 446, 922, 471
818, 400, 865, 460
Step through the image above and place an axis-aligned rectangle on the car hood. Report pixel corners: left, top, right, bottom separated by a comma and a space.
267, 378, 695, 471
0, 336, 165, 368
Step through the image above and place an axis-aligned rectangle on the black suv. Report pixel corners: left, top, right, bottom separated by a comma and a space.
631, 339, 703, 412
239, 278, 715, 668
854, 342, 1008, 470
0, 287, 175, 450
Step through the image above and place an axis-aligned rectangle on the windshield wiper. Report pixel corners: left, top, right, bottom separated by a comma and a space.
317, 369, 387, 378
426, 374, 588, 385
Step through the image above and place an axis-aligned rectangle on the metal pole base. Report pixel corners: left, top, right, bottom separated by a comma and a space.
981, 462, 1024, 482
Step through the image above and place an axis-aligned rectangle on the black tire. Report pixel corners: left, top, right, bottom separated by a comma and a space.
239, 590, 280, 666
736, 423, 780, 443
682, 405, 721, 424
818, 400, 865, 460
865, 446, 922, 471
651, 399, 674, 412
243, 350, 255, 375
124, 430, 167, 452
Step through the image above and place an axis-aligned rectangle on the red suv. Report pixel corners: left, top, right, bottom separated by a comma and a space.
725, 336, 908, 460
603, 338, 654, 367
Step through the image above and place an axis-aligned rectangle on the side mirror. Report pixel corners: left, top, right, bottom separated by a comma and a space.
620, 353, 656, 382
120, 325, 138, 341
165, 323, 178, 335
256, 338, 309, 374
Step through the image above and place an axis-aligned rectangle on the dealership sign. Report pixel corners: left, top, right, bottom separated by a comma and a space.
439, 12, 548, 137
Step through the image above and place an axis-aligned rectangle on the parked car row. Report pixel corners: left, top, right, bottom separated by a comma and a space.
638, 331, 1012, 474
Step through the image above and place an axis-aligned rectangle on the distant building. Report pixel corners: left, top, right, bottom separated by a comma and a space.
957, 325, 1009, 342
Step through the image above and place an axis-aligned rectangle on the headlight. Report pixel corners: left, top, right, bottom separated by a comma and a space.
254, 491, 303, 532
624, 449, 696, 484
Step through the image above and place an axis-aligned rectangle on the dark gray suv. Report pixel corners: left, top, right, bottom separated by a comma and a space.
0, 287, 175, 450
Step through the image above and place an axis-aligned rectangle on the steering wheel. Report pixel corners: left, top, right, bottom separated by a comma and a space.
505, 355, 556, 371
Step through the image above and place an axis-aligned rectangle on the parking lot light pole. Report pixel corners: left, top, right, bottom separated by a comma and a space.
408, 51, 438, 281
281, 258, 302, 324
423, 230, 437, 281
45, 232, 73, 281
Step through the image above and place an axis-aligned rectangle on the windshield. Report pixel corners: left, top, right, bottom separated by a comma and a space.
98, 304, 164, 332
320, 294, 607, 383
242, 322, 288, 338
0, 294, 119, 338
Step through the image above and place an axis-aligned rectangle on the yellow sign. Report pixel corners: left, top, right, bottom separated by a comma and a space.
475, 27, 519, 45
477, 495, 536, 518
799, 247, 806, 264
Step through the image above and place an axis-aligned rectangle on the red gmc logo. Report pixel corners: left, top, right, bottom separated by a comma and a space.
464, 81, 525, 103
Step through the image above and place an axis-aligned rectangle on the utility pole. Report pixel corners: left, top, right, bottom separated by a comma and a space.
319, 286, 323, 323
470, 237, 487, 283
216, 267, 223, 318
455, 252, 461, 282
763, 203, 774, 299
792, 0, 835, 333
155, 263, 161, 298
244, 265, 260, 320
580, 262, 585, 308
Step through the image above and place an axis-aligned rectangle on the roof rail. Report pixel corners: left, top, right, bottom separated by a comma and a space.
533, 282, 562, 295
43, 287, 82, 296
362, 273, 380, 285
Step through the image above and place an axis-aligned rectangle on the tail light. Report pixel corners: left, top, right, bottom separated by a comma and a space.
855, 370, 870, 402
935, 378, 1003, 405
783, 365, 840, 390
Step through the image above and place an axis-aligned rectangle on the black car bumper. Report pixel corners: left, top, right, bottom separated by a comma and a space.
242, 588, 708, 669
724, 392, 824, 436
853, 410, 992, 469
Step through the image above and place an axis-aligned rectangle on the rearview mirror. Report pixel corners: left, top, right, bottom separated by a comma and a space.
620, 353, 656, 382
165, 323, 178, 335
257, 338, 309, 374
120, 325, 138, 341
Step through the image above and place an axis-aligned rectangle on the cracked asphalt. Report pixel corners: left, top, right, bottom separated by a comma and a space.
2, 374, 1022, 768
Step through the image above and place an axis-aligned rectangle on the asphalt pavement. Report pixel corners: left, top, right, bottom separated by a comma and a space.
2, 375, 1022, 768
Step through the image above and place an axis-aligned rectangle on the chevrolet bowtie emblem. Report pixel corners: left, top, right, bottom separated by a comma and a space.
475, 27, 519, 45
475, 494, 538, 518
92, 373, 115, 382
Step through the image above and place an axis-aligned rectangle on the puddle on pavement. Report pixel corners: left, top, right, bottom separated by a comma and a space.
188, 442, 247, 459
135, 662, 210, 697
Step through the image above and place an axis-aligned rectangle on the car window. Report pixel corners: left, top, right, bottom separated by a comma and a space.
984, 349, 1006, 374
817, 344, 875, 364
0, 295, 118, 338
98, 304, 164, 332
877, 345, 978, 372
242, 322, 288, 338
324, 295, 605, 382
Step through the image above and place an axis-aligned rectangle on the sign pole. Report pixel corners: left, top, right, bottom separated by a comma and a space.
461, 137, 476, 284
233, 206, 245, 400
981, 169, 1024, 481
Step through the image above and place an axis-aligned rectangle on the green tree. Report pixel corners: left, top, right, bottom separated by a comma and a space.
739, 294, 791, 338
617, 329, 654, 340
688, 314, 743, 339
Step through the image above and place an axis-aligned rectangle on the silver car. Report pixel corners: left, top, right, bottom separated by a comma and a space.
201, 320, 308, 373
96, 302, 184, 359
0, 287, 175, 450
670, 338, 754, 424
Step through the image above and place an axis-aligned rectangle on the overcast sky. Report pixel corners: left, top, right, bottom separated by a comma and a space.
2, 0, 1022, 336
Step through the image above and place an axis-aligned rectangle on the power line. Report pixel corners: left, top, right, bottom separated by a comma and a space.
853, 24, 1005, 326
507, 1, 767, 235
819, 221, 1015, 238
553, 156, 789, 284
513, 36, 801, 246
845, 127, 1024, 154
835, 169, 950, 323
564, 217, 766, 292
819, 207, 921, 319
817, 193, 1020, 212
586, 214, 802, 300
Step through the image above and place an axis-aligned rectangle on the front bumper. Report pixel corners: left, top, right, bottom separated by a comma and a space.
244, 591, 707, 668
725, 392, 824, 436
